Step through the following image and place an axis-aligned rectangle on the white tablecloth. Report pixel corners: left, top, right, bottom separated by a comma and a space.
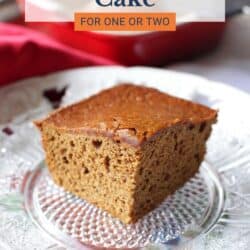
170, 14, 250, 94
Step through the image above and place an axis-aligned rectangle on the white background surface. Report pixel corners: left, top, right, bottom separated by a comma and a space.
170, 14, 250, 94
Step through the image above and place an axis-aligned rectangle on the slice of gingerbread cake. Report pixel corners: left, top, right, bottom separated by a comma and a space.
35, 83, 217, 224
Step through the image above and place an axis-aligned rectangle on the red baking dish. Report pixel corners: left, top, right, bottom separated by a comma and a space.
16, 1, 226, 66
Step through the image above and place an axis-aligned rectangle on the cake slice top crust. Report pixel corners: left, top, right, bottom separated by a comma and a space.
36, 84, 217, 147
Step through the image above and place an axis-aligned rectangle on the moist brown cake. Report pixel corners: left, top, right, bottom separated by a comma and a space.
35, 83, 217, 224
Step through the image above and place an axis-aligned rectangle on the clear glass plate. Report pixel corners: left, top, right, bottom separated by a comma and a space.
1, 67, 250, 250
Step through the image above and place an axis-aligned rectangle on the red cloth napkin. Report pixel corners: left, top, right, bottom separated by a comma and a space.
0, 23, 116, 86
